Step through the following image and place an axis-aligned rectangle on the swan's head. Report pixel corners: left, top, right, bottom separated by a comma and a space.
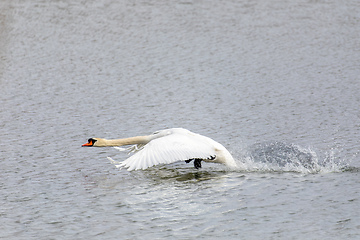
82, 138, 101, 147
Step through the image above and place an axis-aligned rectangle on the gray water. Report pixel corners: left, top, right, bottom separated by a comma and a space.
1, 0, 360, 239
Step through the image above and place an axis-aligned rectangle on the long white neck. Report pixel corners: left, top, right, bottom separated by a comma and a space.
95, 135, 150, 147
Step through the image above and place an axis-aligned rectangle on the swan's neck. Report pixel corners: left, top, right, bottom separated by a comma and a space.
97, 136, 150, 147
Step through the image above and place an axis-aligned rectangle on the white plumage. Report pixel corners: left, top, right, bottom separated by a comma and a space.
83, 128, 237, 171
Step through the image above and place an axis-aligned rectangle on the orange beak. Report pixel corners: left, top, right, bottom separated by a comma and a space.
82, 139, 94, 147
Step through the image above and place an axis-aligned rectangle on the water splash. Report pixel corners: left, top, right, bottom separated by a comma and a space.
235, 141, 349, 174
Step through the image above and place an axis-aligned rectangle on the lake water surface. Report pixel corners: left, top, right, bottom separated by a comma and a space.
1, 0, 360, 239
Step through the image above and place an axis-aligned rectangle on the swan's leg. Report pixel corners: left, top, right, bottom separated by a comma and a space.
194, 159, 202, 169
185, 159, 202, 169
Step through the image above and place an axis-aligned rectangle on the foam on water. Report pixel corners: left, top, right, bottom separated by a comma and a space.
236, 141, 350, 174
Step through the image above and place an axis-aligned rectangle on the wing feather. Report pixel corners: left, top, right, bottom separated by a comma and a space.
117, 132, 216, 171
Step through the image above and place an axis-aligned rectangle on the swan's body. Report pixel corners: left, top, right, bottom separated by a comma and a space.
82, 128, 237, 171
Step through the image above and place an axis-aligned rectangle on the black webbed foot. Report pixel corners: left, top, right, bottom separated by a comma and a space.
194, 159, 202, 169
185, 159, 202, 169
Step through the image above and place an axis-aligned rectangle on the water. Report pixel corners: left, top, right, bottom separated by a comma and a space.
1, 0, 359, 239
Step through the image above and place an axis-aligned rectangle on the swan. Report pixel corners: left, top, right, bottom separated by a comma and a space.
82, 128, 237, 171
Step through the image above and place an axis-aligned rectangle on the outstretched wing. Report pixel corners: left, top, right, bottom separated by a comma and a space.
116, 132, 216, 171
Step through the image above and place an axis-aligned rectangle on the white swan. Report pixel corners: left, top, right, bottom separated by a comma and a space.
82, 128, 237, 171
